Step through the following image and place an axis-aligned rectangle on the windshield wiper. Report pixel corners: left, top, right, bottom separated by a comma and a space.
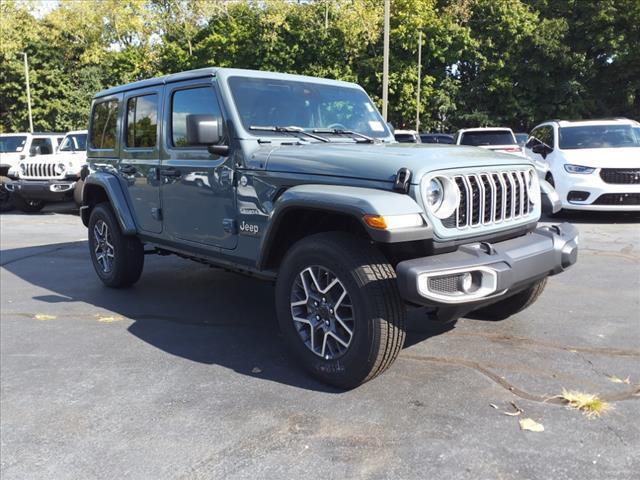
312, 128, 377, 144
249, 125, 329, 143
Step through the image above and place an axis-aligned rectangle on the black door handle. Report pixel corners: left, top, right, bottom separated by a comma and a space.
120, 164, 137, 175
159, 167, 181, 177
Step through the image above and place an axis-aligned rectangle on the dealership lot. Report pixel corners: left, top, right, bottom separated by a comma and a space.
1, 206, 639, 479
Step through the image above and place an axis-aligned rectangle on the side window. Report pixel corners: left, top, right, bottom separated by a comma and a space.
90, 100, 119, 149
526, 128, 540, 149
126, 94, 158, 148
30, 138, 53, 155
537, 126, 553, 148
545, 126, 555, 148
171, 87, 222, 148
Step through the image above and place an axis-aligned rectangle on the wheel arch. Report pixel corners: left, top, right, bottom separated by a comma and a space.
257, 184, 432, 271
81, 172, 137, 235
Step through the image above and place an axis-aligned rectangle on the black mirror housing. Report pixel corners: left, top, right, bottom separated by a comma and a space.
186, 114, 221, 145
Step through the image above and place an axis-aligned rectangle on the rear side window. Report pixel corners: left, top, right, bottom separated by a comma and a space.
126, 94, 158, 148
460, 131, 516, 146
171, 87, 222, 147
90, 100, 119, 149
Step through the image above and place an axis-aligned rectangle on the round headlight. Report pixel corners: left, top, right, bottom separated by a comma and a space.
422, 175, 460, 219
427, 178, 444, 209
55, 163, 65, 174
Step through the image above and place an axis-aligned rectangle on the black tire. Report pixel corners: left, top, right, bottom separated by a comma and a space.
473, 278, 547, 320
275, 232, 406, 389
73, 179, 84, 206
88, 202, 144, 288
13, 194, 45, 213
0, 179, 14, 212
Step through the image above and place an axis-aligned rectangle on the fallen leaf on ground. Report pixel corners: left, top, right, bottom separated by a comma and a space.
34, 314, 56, 321
489, 403, 499, 409
251, 367, 262, 374
608, 376, 631, 385
519, 418, 544, 432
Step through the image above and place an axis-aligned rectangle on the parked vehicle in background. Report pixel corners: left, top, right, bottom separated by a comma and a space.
0, 132, 64, 211
515, 133, 529, 147
453, 128, 524, 157
81, 67, 578, 389
5, 130, 87, 212
394, 129, 421, 143
419, 133, 454, 144
525, 119, 640, 212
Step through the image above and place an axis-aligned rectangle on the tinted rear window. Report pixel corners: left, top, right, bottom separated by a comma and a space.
90, 100, 119, 149
460, 131, 515, 146
395, 133, 418, 143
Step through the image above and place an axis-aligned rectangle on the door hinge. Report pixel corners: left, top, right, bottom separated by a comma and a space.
151, 207, 162, 221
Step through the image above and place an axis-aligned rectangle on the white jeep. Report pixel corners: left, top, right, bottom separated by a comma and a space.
0, 132, 64, 211
5, 130, 87, 212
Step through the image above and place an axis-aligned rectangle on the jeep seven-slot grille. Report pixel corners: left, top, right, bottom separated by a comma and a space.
442, 170, 534, 230
599, 168, 640, 185
22, 163, 58, 179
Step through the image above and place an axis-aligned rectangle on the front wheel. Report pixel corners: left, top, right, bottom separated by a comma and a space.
13, 194, 45, 213
88, 202, 144, 288
0, 179, 14, 212
275, 232, 406, 389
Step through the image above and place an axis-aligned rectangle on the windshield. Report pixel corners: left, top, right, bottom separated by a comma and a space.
228, 76, 391, 139
559, 125, 640, 149
460, 131, 516, 146
0, 135, 27, 153
58, 133, 88, 152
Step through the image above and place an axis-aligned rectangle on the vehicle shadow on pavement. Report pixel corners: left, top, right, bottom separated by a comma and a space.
1, 240, 450, 392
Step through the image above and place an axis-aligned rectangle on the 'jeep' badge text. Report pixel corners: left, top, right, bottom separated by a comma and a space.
239, 221, 260, 236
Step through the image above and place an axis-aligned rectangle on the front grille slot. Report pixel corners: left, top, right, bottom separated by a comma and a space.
21, 162, 59, 179
446, 169, 534, 231
600, 169, 640, 185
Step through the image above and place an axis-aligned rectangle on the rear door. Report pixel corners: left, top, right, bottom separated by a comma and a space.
120, 87, 163, 233
160, 80, 237, 249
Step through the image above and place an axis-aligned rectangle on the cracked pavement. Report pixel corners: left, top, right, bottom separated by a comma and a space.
1, 206, 639, 479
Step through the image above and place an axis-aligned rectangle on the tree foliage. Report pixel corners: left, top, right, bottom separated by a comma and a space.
0, 0, 637, 134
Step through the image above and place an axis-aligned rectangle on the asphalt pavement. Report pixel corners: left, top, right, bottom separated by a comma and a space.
1, 204, 639, 479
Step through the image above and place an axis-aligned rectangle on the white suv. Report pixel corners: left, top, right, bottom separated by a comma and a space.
0, 132, 64, 211
453, 127, 524, 157
5, 130, 87, 212
525, 119, 640, 211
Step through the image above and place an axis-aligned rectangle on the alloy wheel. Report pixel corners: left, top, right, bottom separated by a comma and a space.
93, 219, 115, 273
290, 266, 355, 359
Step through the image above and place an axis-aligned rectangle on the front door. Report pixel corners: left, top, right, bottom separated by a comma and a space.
160, 80, 237, 249
120, 87, 163, 233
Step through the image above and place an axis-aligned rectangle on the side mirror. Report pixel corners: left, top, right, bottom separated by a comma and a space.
531, 143, 551, 158
186, 114, 221, 145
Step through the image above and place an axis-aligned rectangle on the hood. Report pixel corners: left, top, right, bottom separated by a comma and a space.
260, 143, 533, 183
0, 152, 25, 167
22, 151, 86, 164
558, 147, 640, 169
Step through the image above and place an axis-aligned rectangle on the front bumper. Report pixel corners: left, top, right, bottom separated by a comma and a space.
555, 171, 640, 211
6, 179, 77, 202
396, 223, 578, 307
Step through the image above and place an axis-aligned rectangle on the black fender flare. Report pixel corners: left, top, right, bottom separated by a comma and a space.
80, 172, 137, 235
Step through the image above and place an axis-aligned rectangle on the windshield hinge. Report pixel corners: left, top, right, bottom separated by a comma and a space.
393, 168, 412, 194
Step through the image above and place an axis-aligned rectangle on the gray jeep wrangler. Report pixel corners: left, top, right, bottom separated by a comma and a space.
82, 68, 578, 389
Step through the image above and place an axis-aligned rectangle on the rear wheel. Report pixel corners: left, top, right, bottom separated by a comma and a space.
13, 194, 45, 213
275, 232, 406, 389
88, 202, 144, 288
473, 278, 547, 320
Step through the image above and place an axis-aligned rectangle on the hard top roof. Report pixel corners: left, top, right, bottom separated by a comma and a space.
0, 132, 64, 136
546, 118, 638, 127
94, 67, 362, 99
458, 127, 514, 133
